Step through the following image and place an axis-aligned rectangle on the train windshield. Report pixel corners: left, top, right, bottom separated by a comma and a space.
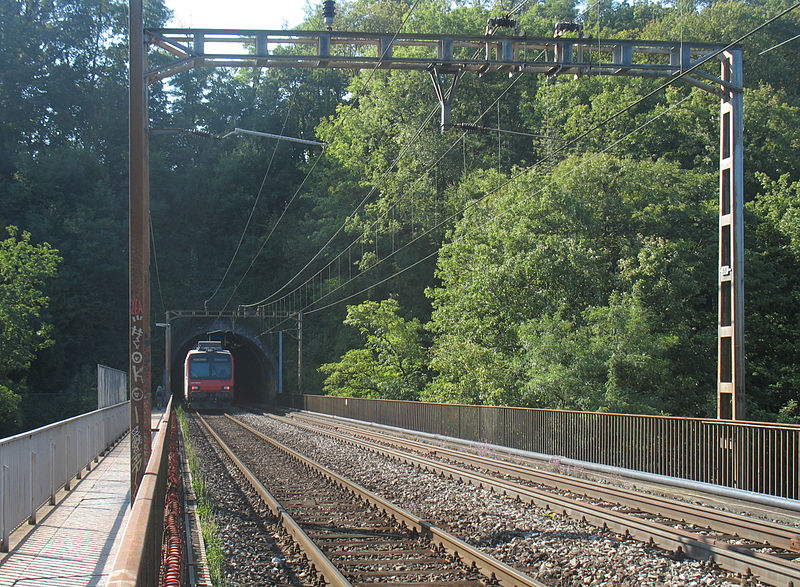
189, 354, 232, 379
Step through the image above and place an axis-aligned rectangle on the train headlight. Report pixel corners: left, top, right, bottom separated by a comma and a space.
222, 385, 231, 391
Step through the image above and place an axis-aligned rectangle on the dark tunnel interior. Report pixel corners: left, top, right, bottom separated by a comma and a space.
168, 332, 275, 405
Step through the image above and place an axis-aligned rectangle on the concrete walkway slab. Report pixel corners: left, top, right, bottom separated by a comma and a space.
0, 435, 130, 586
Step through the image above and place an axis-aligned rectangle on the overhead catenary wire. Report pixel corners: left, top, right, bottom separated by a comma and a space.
224, 0, 424, 310
255, 70, 530, 315
258, 93, 693, 333
243, 9, 526, 310
450, 123, 562, 140
233, 104, 439, 310
204, 82, 301, 310
508, 0, 531, 17
257, 61, 640, 321
149, 214, 167, 315
759, 31, 800, 54
576, 0, 603, 26
261, 69, 578, 323
300, 0, 800, 315
253, 0, 800, 324
260, 45, 540, 307
286, 0, 800, 317
220, 128, 326, 146
566, 0, 800, 140
298, 89, 699, 318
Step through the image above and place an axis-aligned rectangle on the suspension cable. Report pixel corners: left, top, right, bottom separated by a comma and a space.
204, 82, 300, 309
226, 0, 424, 309
301, 90, 699, 317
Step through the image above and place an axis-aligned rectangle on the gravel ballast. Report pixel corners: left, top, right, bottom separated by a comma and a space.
231, 411, 764, 587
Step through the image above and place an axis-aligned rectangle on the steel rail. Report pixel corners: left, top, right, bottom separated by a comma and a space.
224, 414, 545, 587
272, 413, 800, 586
195, 414, 353, 587
286, 413, 800, 553
290, 399, 800, 508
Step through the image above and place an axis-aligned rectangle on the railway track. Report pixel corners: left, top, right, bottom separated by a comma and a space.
195, 412, 545, 586
183, 411, 316, 585
268, 410, 800, 587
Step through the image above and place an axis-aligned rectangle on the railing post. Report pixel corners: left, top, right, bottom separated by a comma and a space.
1, 464, 8, 552
66, 434, 73, 489
50, 442, 56, 506
86, 427, 91, 473
29, 451, 37, 524
75, 431, 82, 480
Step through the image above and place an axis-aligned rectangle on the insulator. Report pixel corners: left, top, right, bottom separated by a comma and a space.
487, 15, 517, 30
322, 0, 335, 30
554, 21, 583, 37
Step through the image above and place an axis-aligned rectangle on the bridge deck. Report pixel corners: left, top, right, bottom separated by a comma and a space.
0, 410, 164, 587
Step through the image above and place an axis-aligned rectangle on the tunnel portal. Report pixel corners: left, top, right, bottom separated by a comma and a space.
166, 316, 280, 406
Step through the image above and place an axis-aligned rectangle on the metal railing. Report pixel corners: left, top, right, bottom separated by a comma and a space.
108, 396, 174, 587
279, 395, 800, 501
98, 364, 128, 409
0, 401, 130, 551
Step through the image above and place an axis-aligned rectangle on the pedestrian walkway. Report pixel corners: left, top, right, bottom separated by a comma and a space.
0, 409, 165, 587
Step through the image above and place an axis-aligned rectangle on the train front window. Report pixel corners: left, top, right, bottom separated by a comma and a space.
212, 356, 231, 379
189, 356, 211, 378
189, 354, 231, 379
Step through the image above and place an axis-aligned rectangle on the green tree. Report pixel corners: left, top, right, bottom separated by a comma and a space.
588, 294, 681, 413
319, 298, 427, 399
518, 312, 601, 410
427, 154, 717, 415
0, 385, 22, 436
4, 0, 800, 424
0, 226, 61, 436
0, 0, 170, 429
744, 174, 800, 420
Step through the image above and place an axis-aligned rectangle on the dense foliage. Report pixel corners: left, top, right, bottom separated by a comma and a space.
2, 0, 800, 434
425, 156, 718, 415
0, 227, 60, 434
319, 298, 427, 399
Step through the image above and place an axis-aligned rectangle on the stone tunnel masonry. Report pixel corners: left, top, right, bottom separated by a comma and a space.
166, 317, 278, 405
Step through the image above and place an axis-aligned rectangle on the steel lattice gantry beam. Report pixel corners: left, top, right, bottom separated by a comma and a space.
145, 29, 733, 93
129, 16, 745, 494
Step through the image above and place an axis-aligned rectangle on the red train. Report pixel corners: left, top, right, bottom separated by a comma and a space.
184, 341, 234, 409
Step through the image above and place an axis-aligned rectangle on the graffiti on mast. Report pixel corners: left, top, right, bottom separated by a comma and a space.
130, 296, 151, 494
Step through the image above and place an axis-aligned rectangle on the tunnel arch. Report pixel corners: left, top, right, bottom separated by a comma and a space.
167, 317, 278, 406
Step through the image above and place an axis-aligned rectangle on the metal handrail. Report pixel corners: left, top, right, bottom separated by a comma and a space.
107, 396, 174, 587
280, 395, 800, 500
0, 401, 130, 551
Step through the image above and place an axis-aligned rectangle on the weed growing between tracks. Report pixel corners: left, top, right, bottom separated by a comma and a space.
177, 407, 225, 585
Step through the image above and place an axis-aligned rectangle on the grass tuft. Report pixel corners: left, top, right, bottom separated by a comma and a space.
177, 406, 226, 585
